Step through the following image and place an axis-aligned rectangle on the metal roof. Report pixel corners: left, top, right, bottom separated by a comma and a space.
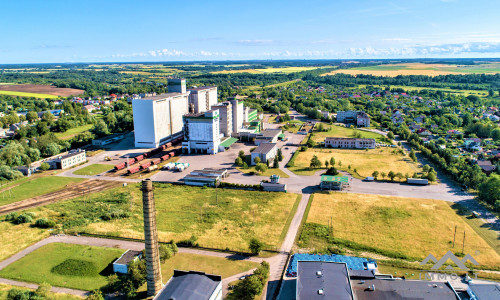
468, 283, 500, 300
253, 142, 277, 155
297, 261, 353, 300
219, 137, 238, 148
114, 250, 141, 265
351, 279, 459, 300
155, 270, 221, 300
321, 175, 349, 183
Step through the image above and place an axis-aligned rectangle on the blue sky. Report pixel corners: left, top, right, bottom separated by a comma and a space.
1, 0, 500, 63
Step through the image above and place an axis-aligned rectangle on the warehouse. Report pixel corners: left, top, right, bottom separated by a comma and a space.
251, 142, 278, 165
154, 270, 222, 300
254, 129, 282, 145
296, 261, 354, 300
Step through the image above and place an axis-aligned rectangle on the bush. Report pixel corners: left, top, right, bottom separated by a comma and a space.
249, 238, 264, 254
51, 259, 98, 276
0, 165, 23, 181
34, 218, 56, 228
4, 212, 18, 222
39, 162, 50, 171
325, 167, 339, 176
14, 213, 33, 224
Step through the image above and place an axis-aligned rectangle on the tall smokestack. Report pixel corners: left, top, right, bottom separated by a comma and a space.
141, 179, 162, 296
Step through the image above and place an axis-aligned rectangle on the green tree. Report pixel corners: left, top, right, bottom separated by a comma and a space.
372, 171, 379, 180
86, 290, 105, 300
330, 157, 335, 166
249, 238, 264, 254
309, 155, 322, 168
306, 139, 315, 148
273, 157, 279, 168
325, 160, 329, 168
387, 131, 395, 140
395, 172, 404, 182
409, 149, 417, 162
381, 172, 386, 180
92, 120, 109, 136
427, 172, 437, 183
478, 175, 500, 205
26, 111, 39, 123
235, 157, 243, 167
277, 148, 283, 161
423, 165, 430, 173
253, 156, 261, 165
41, 112, 54, 123
238, 150, 245, 160
388, 171, 396, 181
255, 163, 268, 174
242, 162, 249, 169
40, 162, 50, 171
44, 143, 60, 156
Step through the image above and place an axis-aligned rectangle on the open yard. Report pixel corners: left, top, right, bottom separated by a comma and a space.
0, 221, 50, 262
0, 243, 123, 291
66, 184, 301, 252
301, 193, 500, 269
311, 125, 388, 144
160, 253, 258, 281
322, 63, 500, 77
0, 176, 85, 207
73, 164, 112, 176
54, 124, 93, 140
290, 147, 420, 178
0, 84, 83, 97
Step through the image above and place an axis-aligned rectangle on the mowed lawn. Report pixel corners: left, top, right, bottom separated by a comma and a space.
292, 147, 420, 178
82, 184, 301, 252
0, 243, 123, 291
54, 124, 93, 140
160, 253, 258, 282
306, 193, 500, 268
0, 90, 59, 99
311, 125, 388, 144
0, 176, 85, 206
73, 164, 112, 176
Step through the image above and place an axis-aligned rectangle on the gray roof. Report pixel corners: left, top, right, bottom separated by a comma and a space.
139, 92, 189, 101
114, 250, 141, 265
297, 261, 353, 300
188, 86, 216, 92
257, 129, 282, 138
155, 270, 221, 300
468, 283, 500, 300
351, 279, 458, 300
253, 142, 277, 155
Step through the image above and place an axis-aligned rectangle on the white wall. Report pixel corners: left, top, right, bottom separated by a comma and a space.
133, 100, 157, 148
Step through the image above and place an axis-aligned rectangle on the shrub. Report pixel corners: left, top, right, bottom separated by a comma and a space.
325, 167, 339, 176
51, 259, 98, 276
14, 213, 33, 224
34, 218, 56, 228
4, 212, 18, 222
249, 238, 264, 254
40, 162, 50, 171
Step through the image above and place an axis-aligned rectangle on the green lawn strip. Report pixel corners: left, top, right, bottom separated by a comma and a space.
295, 194, 314, 245
0, 176, 85, 206
54, 124, 93, 140
277, 194, 302, 247
73, 164, 113, 176
0, 243, 123, 291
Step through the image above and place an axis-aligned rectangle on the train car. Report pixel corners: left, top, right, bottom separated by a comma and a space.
147, 165, 158, 172
161, 154, 170, 161
164, 142, 172, 149
168, 151, 176, 158
151, 158, 161, 165
135, 155, 144, 162
127, 158, 135, 165
128, 166, 140, 174
140, 162, 152, 170
115, 162, 126, 171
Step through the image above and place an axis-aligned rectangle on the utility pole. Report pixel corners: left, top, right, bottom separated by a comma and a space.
452, 225, 457, 248
462, 231, 466, 254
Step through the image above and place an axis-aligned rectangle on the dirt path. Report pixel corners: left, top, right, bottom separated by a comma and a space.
0, 180, 122, 215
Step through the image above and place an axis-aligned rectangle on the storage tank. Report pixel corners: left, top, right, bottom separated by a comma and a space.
148, 165, 158, 172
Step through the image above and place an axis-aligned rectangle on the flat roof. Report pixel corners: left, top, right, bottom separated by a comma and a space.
155, 270, 221, 300
138, 92, 189, 101
253, 142, 277, 155
325, 137, 375, 142
220, 137, 238, 148
351, 279, 458, 300
114, 250, 141, 265
188, 86, 216, 92
321, 175, 349, 183
258, 129, 282, 138
468, 283, 500, 300
297, 261, 353, 300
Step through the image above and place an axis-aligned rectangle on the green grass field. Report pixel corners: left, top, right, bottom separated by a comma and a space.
54, 124, 93, 140
160, 253, 258, 281
301, 193, 500, 268
312, 125, 388, 143
0, 221, 51, 262
73, 164, 112, 176
0, 243, 123, 291
291, 147, 421, 178
54, 184, 300, 252
0, 283, 82, 300
0, 176, 85, 206
0, 90, 59, 99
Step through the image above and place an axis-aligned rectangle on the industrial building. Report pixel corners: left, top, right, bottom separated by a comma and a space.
296, 261, 354, 300
230, 99, 244, 132
132, 90, 189, 148
320, 175, 349, 190
254, 129, 282, 145
182, 110, 221, 154
336, 110, 371, 127
188, 86, 218, 114
182, 168, 228, 187
55, 150, 86, 169
251, 142, 278, 165
112, 250, 142, 274
154, 270, 222, 300
324, 137, 376, 149
211, 101, 233, 137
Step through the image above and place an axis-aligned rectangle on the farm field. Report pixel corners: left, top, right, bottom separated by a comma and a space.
302, 193, 500, 268
0, 90, 59, 99
357, 84, 489, 96
212, 66, 323, 74
65, 184, 301, 252
54, 124, 93, 140
0, 243, 123, 291
160, 253, 258, 281
291, 147, 420, 178
0, 84, 83, 97
322, 62, 500, 77
311, 125, 388, 144
0, 176, 85, 207
73, 164, 112, 176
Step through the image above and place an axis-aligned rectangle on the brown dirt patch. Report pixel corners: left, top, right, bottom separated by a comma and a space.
0, 84, 84, 97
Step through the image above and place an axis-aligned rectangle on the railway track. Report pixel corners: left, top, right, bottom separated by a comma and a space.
0, 179, 122, 215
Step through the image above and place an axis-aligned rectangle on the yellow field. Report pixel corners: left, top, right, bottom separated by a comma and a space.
307, 193, 500, 267
0, 221, 50, 261
0, 90, 59, 99
322, 62, 500, 77
212, 66, 321, 74
294, 148, 420, 178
